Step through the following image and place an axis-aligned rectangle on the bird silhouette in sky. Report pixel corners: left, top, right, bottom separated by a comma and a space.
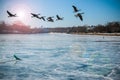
72, 5, 80, 13
56, 15, 63, 21
39, 16, 46, 21
31, 13, 41, 19
75, 12, 84, 21
47, 16, 54, 22
7, 10, 17, 17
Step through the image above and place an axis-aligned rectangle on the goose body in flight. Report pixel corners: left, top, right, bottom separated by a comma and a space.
7, 10, 17, 17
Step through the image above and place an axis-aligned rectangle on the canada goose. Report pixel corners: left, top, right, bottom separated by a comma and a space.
31, 13, 40, 19
72, 5, 80, 13
75, 13, 84, 21
7, 10, 17, 17
47, 17, 54, 22
56, 15, 63, 20
14, 55, 21, 60
39, 16, 46, 21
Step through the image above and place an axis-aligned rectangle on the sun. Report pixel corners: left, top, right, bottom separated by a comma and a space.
18, 11, 25, 19
17, 11, 25, 20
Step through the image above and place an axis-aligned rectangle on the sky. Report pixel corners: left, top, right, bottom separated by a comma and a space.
0, 0, 120, 28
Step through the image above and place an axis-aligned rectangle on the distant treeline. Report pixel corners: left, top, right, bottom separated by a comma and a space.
0, 21, 120, 34
67, 21, 120, 33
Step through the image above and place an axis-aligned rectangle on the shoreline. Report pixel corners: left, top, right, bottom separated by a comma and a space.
71, 33, 120, 36
0, 33, 120, 36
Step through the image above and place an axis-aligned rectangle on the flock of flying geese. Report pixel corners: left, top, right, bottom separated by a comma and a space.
6, 5, 84, 22
72, 5, 84, 21
0, 5, 84, 64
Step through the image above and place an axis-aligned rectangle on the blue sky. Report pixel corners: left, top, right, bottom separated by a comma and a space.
0, 0, 120, 28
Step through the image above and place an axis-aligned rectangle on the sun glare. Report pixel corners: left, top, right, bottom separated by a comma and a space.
17, 11, 25, 20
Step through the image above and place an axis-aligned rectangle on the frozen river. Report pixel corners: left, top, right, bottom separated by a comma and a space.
0, 33, 120, 80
